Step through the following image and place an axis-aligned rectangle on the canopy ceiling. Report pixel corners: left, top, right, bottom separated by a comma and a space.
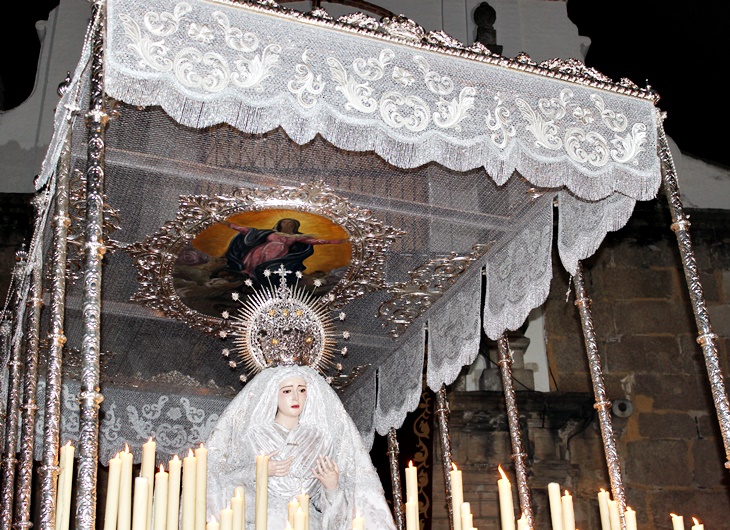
33, 0, 665, 456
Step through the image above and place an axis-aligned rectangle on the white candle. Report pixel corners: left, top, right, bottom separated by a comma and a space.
460, 502, 473, 530
405, 461, 418, 506
547, 483, 563, 530
287, 498, 299, 527
195, 444, 208, 530
517, 514, 528, 530
182, 449, 197, 530
104, 453, 123, 530
691, 517, 704, 530
142, 438, 157, 530
231, 488, 244, 530
220, 505, 233, 530
297, 491, 309, 530
561, 490, 575, 530
497, 466, 515, 530
671, 514, 685, 530
132, 477, 149, 530
118, 446, 134, 530
56, 441, 75, 530
352, 514, 364, 530
607, 500, 620, 530
624, 507, 637, 530
293, 507, 305, 530
166, 455, 182, 530
597, 489, 610, 530
206, 516, 219, 530
153, 465, 169, 530
254, 454, 269, 530
450, 464, 464, 530
405, 496, 418, 530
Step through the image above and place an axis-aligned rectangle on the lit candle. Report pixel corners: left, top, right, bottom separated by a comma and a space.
166, 455, 182, 530
142, 438, 157, 530
293, 507, 305, 530
597, 489, 610, 530
118, 445, 134, 530
195, 443, 208, 530
517, 514, 528, 530
450, 464, 464, 530
254, 453, 269, 530
297, 491, 309, 530
607, 500, 620, 530
670, 514, 685, 530
352, 513, 364, 530
206, 516, 219, 530
405, 495, 418, 530
220, 505, 233, 530
691, 517, 704, 530
624, 507, 637, 530
561, 490, 575, 530
460, 502, 473, 530
182, 449, 197, 530
104, 453, 123, 530
547, 483, 563, 530
287, 498, 298, 526
56, 441, 75, 530
132, 477, 149, 530
406, 461, 418, 506
231, 487, 244, 530
153, 465, 169, 530
497, 466, 515, 530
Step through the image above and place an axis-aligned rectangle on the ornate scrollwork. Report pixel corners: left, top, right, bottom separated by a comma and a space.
381, 15, 425, 42
126, 181, 403, 336
424, 30, 466, 51
378, 244, 491, 337
337, 12, 380, 31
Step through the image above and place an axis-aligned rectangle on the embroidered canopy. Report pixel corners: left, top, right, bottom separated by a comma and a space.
34, 0, 664, 458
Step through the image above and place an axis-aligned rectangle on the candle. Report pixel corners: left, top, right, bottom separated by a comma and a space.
352, 514, 364, 530
195, 444, 208, 530
460, 502, 473, 530
182, 449, 197, 530
206, 516, 219, 530
231, 488, 244, 530
405, 495, 418, 530
166, 455, 182, 530
119, 446, 134, 530
288, 499, 299, 527
220, 505, 233, 530
497, 466, 515, 530
153, 465, 169, 530
297, 491, 310, 530
294, 507, 305, 530
405, 461, 418, 505
517, 515, 528, 530
132, 477, 149, 530
56, 441, 75, 530
105, 453, 123, 530
255, 453, 269, 530
607, 500, 620, 530
691, 517, 704, 530
450, 464, 464, 530
624, 507, 637, 530
597, 489, 610, 530
671, 514, 685, 530
547, 483, 563, 530
142, 438, 157, 530
561, 490, 575, 530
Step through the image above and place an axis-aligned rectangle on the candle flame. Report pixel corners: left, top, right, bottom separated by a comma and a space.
452, 463, 458, 471
159, 464, 165, 473
408, 460, 414, 468
172, 454, 180, 461
210, 516, 217, 524
147, 436, 154, 443
693, 518, 700, 525
188, 448, 194, 458
199, 442, 205, 448
124, 443, 130, 452
65, 440, 72, 447
599, 488, 606, 493
670, 513, 679, 518
564, 490, 570, 496
498, 465, 508, 481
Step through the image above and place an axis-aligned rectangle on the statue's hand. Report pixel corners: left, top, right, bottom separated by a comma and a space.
267, 451, 294, 477
312, 455, 339, 491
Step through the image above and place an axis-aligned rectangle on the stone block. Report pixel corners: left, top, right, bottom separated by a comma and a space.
610, 239, 682, 269
626, 439, 692, 487
633, 374, 712, 411
707, 303, 730, 337
677, 334, 712, 375
613, 300, 695, 336
692, 438, 730, 488
592, 267, 675, 300
637, 412, 696, 439
603, 335, 681, 373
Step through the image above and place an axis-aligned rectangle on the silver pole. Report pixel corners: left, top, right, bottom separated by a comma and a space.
497, 335, 533, 529
435, 385, 454, 530
657, 118, 730, 469
573, 262, 626, 530
386, 428, 405, 530
39, 133, 73, 530
74, 2, 108, 529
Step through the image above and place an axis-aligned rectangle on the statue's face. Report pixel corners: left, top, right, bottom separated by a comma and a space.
276, 376, 307, 420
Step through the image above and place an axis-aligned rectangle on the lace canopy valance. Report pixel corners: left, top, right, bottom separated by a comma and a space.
35, 0, 664, 446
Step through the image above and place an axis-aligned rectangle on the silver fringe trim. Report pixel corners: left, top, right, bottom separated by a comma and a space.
435, 386, 454, 530
386, 428, 405, 530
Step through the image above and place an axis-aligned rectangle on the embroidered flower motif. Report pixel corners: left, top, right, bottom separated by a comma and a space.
188, 23, 214, 43
338, 312, 346, 321
336, 363, 343, 371
573, 106, 594, 124
342, 331, 350, 339
341, 347, 348, 356
328, 293, 336, 301
326, 376, 333, 384
219, 330, 227, 338
263, 269, 271, 277
313, 279, 323, 287
392, 66, 414, 86
228, 360, 237, 368
232, 292, 241, 300
296, 271, 303, 278
221, 311, 229, 319
222, 349, 230, 357
166, 407, 182, 421
239, 374, 247, 382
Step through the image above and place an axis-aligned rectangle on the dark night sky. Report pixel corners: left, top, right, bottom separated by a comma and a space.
3, 1, 729, 168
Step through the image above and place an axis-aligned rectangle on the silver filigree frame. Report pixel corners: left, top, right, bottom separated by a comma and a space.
127, 181, 402, 335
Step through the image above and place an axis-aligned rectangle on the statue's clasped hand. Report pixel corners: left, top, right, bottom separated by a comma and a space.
312, 455, 339, 491
267, 451, 294, 477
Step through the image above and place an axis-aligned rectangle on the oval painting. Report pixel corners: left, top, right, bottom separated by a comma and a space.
172, 209, 351, 318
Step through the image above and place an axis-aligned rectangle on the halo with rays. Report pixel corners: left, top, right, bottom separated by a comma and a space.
230, 265, 337, 375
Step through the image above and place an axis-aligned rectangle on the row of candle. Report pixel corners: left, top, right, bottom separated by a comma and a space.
206, 487, 246, 530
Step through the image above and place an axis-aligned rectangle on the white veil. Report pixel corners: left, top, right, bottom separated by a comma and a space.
206, 365, 397, 530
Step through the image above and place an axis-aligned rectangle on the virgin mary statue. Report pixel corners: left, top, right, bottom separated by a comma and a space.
206, 364, 397, 530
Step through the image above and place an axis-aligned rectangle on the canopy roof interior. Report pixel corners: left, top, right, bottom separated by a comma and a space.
33, 0, 665, 457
